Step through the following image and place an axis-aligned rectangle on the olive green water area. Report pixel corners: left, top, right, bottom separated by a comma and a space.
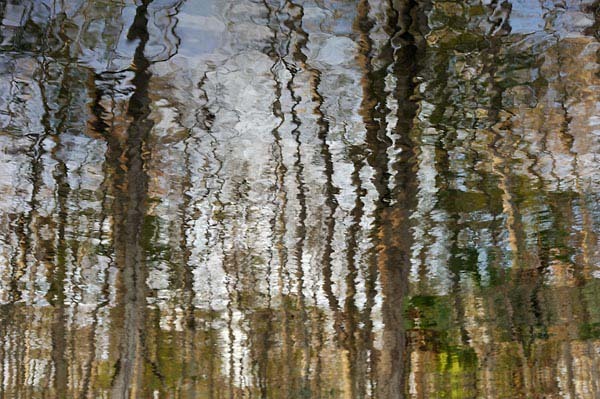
0, 0, 600, 398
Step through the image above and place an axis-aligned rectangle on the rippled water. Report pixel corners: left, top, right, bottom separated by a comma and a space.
0, 0, 599, 398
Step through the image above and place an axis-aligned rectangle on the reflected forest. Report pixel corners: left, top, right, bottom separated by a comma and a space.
1, 0, 600, 398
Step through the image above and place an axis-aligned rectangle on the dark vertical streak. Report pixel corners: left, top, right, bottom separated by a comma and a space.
47, 160, 70, 399
260, 1, 287, 396
279, 2, 312, 395
225, 260, 236, 399
354, 1, 395, 396
282, 5, 344, 395
195, 71, 222, 399
35, 36, 77, 397
345, 150, 367, 398
109, 1, 154, 397
288, 58, 310, 397
81, 67, 120, 398
357, 0, 428, 397
180, 107, 198, 399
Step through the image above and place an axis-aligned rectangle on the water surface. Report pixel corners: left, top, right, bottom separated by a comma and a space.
1, 0, 600, 398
